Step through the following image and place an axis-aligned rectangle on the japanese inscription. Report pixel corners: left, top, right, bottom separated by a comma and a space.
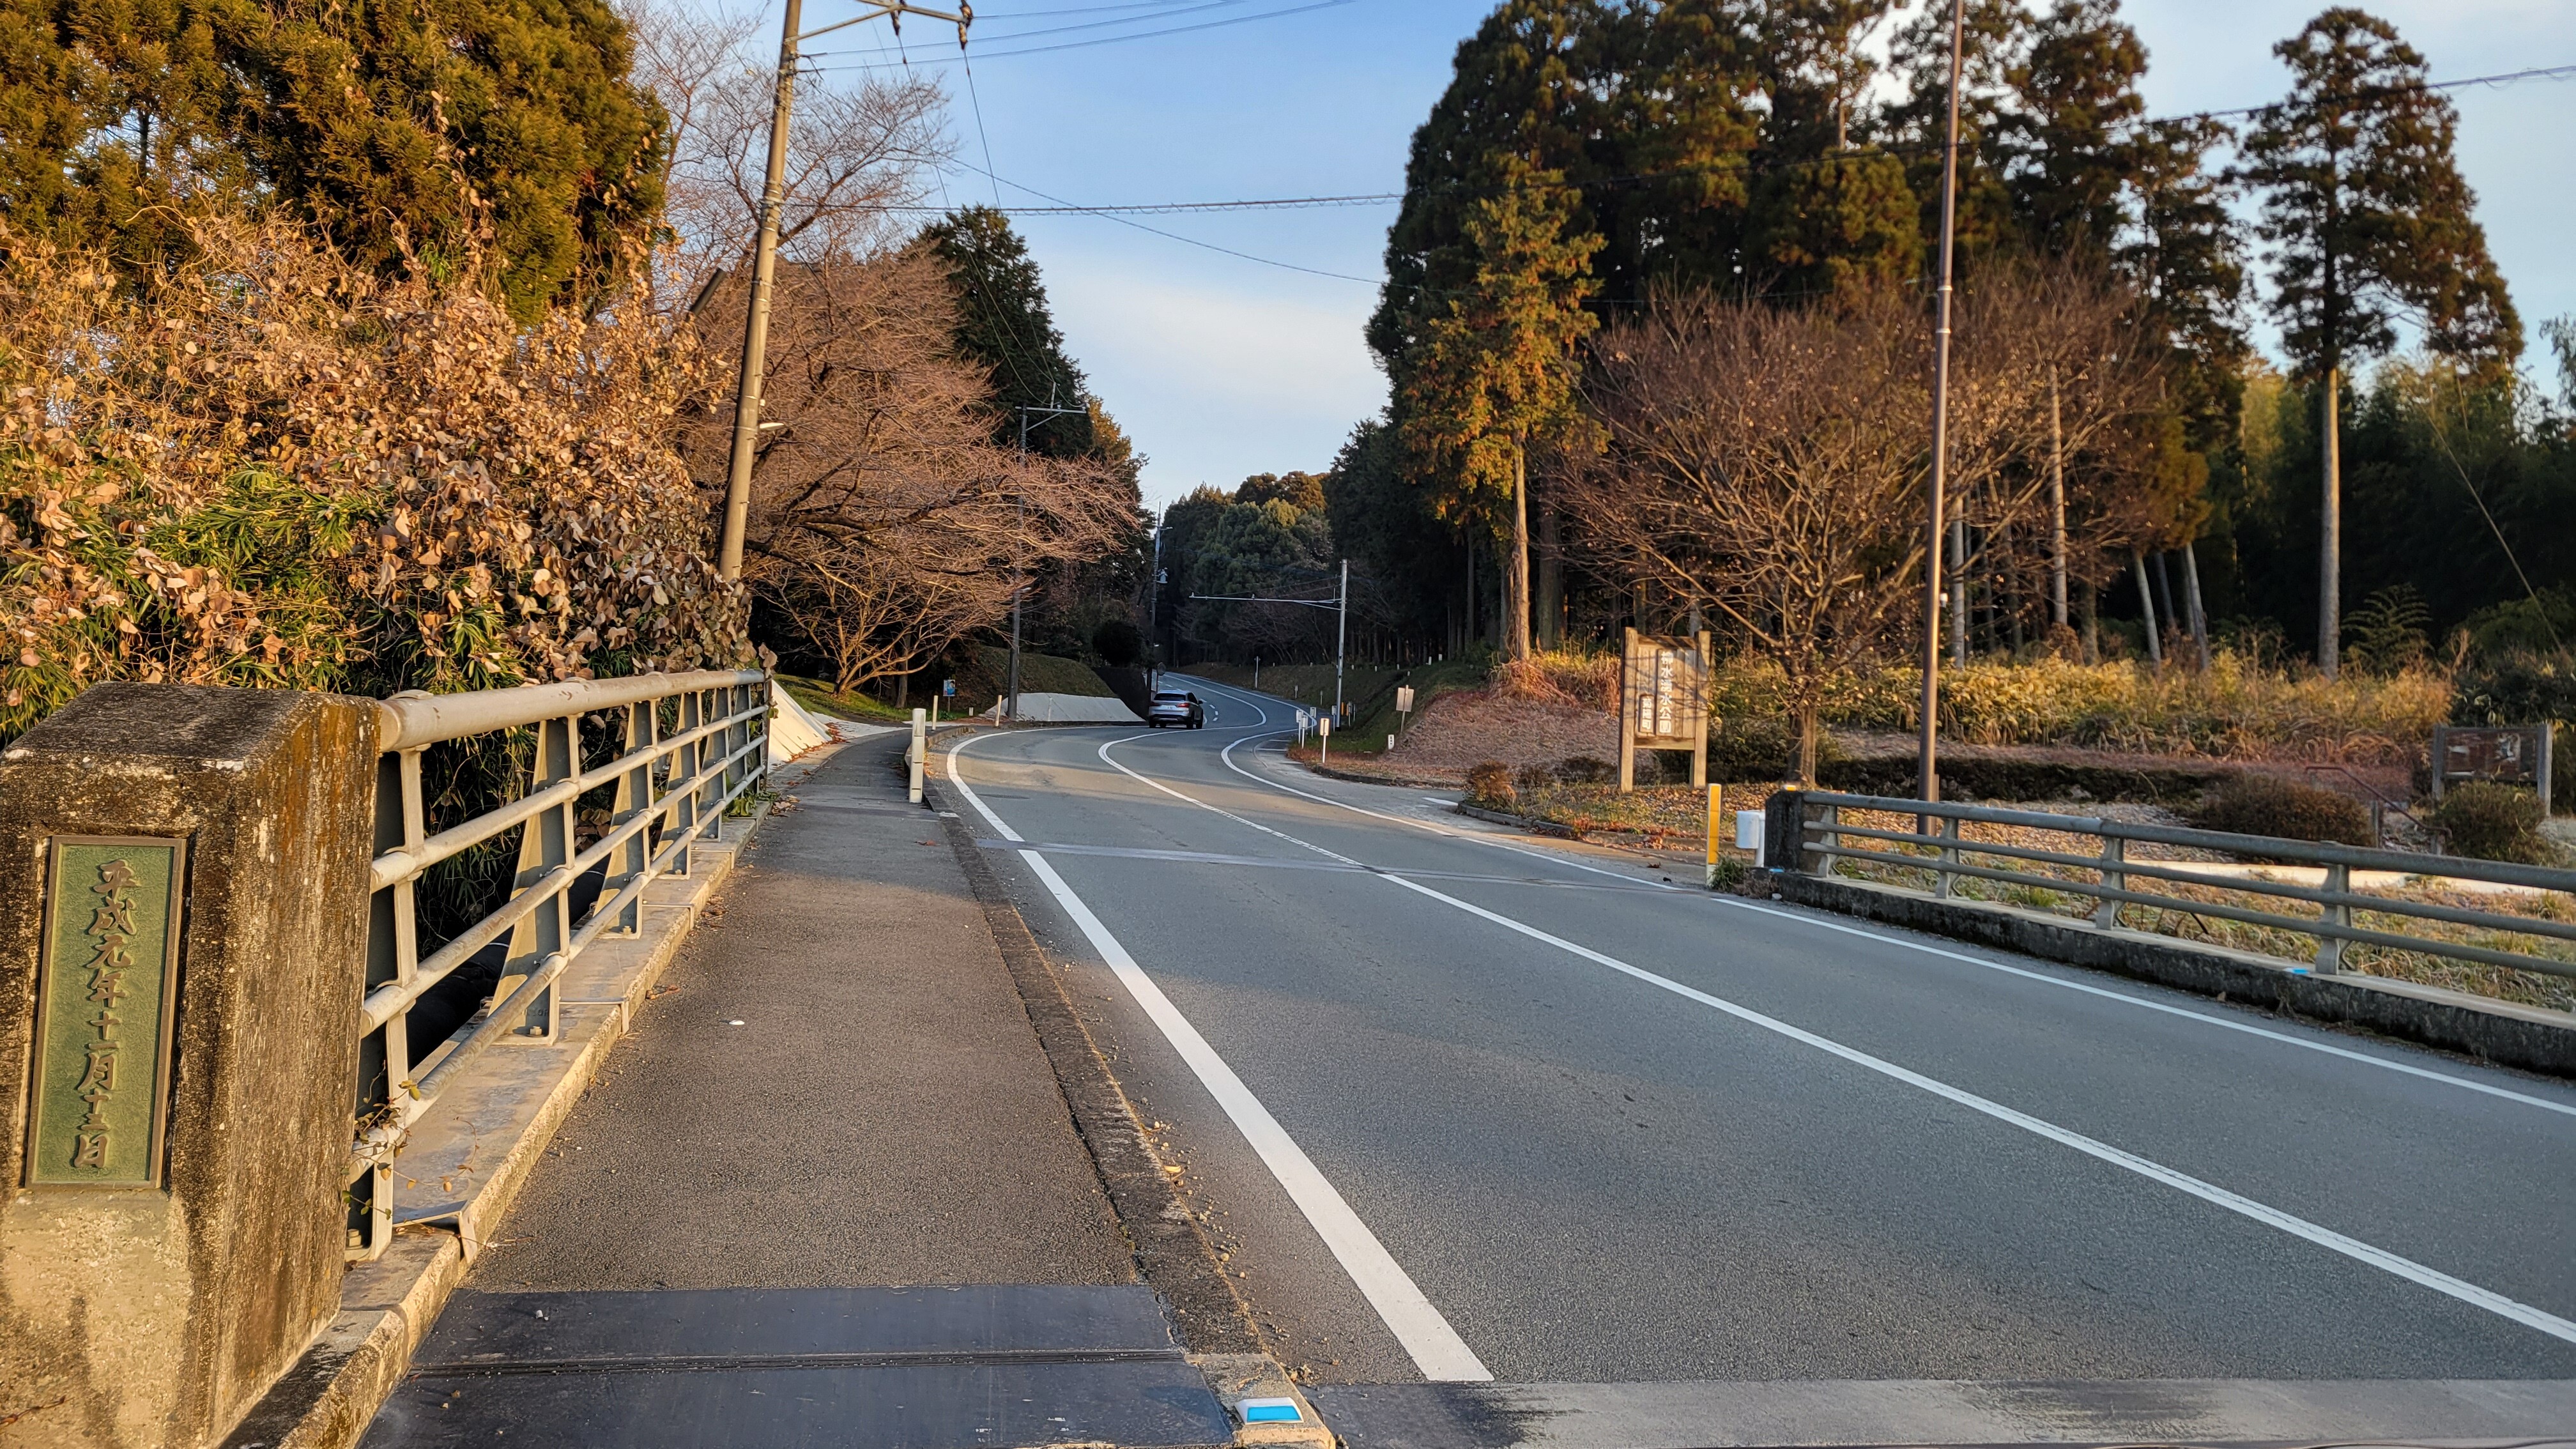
25, 837, 184, 1188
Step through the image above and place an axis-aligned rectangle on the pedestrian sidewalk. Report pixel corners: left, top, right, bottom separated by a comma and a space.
343, 731, 1316, 1449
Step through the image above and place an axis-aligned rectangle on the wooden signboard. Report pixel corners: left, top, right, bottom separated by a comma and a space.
1620, 627, 1710, 792
2431, 723, 2555, 818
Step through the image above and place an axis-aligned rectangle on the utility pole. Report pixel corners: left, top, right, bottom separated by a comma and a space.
1917, 0, 1965, 808
1335, 559, 1349, 726
715, 0, 972, 584
1007, 397, 1087, 720
2049, 367, 2068, 629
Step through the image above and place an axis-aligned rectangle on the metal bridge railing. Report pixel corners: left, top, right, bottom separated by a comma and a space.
1776, 788, 2576, 986
348, 669, 770, 1259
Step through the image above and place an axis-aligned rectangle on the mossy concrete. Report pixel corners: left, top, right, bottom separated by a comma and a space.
1, 684, 376, 1447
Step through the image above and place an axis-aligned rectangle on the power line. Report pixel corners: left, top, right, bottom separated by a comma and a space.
805, 0, 1358, 68
839, 59, 2576, 220
875, 57, 2574, 289
945, 158, 1384, 284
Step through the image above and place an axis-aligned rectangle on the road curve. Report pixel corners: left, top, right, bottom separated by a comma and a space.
942, 675, 2576, 1417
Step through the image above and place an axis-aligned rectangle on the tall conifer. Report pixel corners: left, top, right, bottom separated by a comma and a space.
2241, 6, 2518, 673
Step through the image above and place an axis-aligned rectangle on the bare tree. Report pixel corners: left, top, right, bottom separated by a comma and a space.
623, 0, 951, 306
679, 250, 1134, 691
1561, 288, 1931, 782
1943, 260, 2178, 650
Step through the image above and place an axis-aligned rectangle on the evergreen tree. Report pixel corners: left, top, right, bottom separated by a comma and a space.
0, 0, 666, 318
0, 0, 256, 268
1368, 0, 1603, 372
1587, 0, 1761, 301
1998, 0, 2142, 257
1743, 0, 1919, 298
243, 0, 666, 321
1885, 0, 2025, 272
1396, 155, 1600, 661
2240, 6, 2520, 673
918, 205, 1098, 459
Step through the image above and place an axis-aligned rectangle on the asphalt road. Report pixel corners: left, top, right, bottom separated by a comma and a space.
943, 677, 2576, 1407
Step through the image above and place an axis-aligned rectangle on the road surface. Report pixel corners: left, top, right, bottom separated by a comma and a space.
944, 675, 2576, 1443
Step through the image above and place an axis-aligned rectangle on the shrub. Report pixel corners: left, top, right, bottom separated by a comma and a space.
2432, 781, 2551, 864
0, 217, 745, 746
2188, 774, 2375, 848
1466, 760, 1517, 811
1512, 763, 1554, 799
1556, 755, 1614, 784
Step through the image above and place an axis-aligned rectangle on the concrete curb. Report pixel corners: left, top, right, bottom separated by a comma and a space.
1774, 872, 2576, 1080
220, 800, 778, 1449
1453, 801, 1577, 836
930, 777, 1336, 1447
1303, 760, 1459, 790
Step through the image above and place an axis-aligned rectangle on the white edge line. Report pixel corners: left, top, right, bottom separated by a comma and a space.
1091, 732, 2576, 1349
1180, 678, 2576, 1123
944, 727, 1492, 1383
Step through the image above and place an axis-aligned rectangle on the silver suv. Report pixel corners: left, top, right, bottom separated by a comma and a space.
1146, 691, 1205, 729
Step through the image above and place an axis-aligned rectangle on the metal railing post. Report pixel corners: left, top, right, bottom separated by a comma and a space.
495, 714, 574, 1042
2316, 861, 2349, 974
1818, 804, 1841, 875
1935, 813, 1959, 898
2092, 836, 2125, 928
610, 702, 653, 936
673, 689, 703, 875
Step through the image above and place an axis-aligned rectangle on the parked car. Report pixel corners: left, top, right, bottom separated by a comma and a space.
1146, 690, 1205, 729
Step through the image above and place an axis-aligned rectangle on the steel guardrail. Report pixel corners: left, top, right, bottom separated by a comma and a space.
348, 670, 770, 1260
1781, 789, 2576, 986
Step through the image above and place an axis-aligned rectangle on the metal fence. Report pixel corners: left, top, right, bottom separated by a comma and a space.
348, 670, 770, 1259
1775, 788, 2576, 986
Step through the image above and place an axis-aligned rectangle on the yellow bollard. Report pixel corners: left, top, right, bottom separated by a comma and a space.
1706, 783, 1721, 887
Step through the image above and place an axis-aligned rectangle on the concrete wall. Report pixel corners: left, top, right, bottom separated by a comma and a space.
1, 685, 377, 1447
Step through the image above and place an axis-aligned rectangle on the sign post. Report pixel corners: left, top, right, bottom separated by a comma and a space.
1619, 627, 1711, 793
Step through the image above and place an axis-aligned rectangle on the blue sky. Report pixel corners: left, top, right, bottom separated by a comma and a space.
811, 0, 2575, 510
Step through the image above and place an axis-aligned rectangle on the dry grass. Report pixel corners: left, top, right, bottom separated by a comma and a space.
1712, 654, 2451, 765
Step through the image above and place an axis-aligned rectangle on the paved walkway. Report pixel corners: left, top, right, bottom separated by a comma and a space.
361, 732, 1240, 1448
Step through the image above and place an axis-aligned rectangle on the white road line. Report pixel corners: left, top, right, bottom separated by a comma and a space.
1179, 679, 2576, 1122
1101, 741, 2576, 1349
945, 728, 1491, 1383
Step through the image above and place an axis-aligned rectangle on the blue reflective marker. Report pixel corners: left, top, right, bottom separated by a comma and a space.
1238, 1397, 1303, 1424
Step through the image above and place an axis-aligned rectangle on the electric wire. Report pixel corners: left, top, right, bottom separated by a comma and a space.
805, 0, 1358, 68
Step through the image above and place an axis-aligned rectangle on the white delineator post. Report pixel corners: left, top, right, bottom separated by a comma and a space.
909, 708, 927, 804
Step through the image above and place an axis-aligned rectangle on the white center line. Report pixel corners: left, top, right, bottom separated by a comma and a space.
1092, 726, 2576, 1349
945, 727, 1491, 1383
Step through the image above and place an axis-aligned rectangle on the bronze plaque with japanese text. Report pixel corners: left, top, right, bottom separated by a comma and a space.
24, 836, 185, 1188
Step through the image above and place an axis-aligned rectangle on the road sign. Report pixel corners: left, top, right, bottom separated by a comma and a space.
1395, 686, 1416, 713
942, 678, 956, 697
